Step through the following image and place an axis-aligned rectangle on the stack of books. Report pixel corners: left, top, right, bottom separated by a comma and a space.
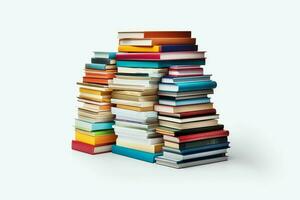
72, 52, 117, 155
109, 31, 207, 163
154, 51, 230, 168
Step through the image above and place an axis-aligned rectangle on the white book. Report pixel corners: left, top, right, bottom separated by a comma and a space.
111, 98, 155, 107
163, 149, 228, 161
113, 125, 157, 138
115, 120, 158, 130
115, 116, 157, 124
117, 136, 163, 145
112, 78, 156, 87
111, 107, 157, 118
158, 114, 219, 123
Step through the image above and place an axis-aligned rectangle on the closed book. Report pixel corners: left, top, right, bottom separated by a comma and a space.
112, 93, 157, 102
158, 114, 219, 123
158, 109, 217, 118
113, 125, 157, 139
117, 136, 163, 145
159, 81, 217, 92
85, 63, 116, 70
75, 128, 114, 137
119, 38, 196, 46
115, 119, 158, 130
116, 51, 205, 61
71, 140, 113, 155
83, 77, 109, 85
165, 137, 228, 150
79, 92, 111, 102
91, 58, 116, 64
77, 82, 112, 92
118, 31, 192, 39
158, 90, 213, 97
163, 130, 229, 143
154, 103, 214, 113
112, 145, 162, 163
168, 69, 203, 77
118, 44, 198, 53
159, 94, 208, 101
116, 104, 154, 112
156, 125, 224, 136
75, 119, 114, 131
159, 97, 210, 106
79, 88, 111, 96
161, 75, 211, 84
111, 98, 155, 107
93, 52, 116, 59
109, 83, 158, 92
113, 90, 157, 96
116, 59, 205, 68
116, 138, 163, 153
111, 107, 157, 119
159, 119, 219, 130
75, 131, 117, 146
156, 154, 228, 169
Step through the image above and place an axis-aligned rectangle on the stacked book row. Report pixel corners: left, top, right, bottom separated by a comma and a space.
72, 52, 117, 154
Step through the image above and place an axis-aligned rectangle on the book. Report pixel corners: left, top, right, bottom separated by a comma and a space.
158, 90, 213, 97
75, 131, 117, 146
154, 103, 214, 113
118, 31, 192, 39
93, 52, 116, 59
115, 119, 158, 130
164, 137, 228, 150
75, 128, 114, 136
109, 83, 158, 92
163, 130, 229, 143
112, 145, 162, 163
114, 126, 158, 139
159, 81, 217, 92
168, 68, 203, 77
156, 154, 228, 168
159, 119, 219, 130
75, 119, 114, 131
158, 109, 217, 118
85, 63, 116, 70
77, 82, 112, 92
71, 140, 113, 155
91, 58, 116, 64
116, 51, 205, 61
158, 97, 211, 106
158, 114, 219, 123
118, 44, 198, 53
111, 107, 157, 119
116, 104, 153, 112
112, 93, 157, 102
83, 77, 109, 85
111, 98, 155, 107
113, 90, 158, 96
161, 75, 211, 83
116, 59, 205, 68
119, 38, 196, 46
156, 125, 224, 136
116, 138, 163, 153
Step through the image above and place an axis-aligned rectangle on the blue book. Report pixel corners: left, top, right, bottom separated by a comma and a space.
116, 59, 205, 68
85, 63, 107, 70
94, 52, 116, 59
159, 97, 210, 106
112, 145, 162, 163
160, 44, 198, 52
161, 75, 211, 84
163, 142, 230, 155
159, 80, 217, 92
75, 119, 114, 131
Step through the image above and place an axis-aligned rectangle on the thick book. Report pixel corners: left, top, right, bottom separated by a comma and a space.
112, 145, 162, 163
163, 130, 229, 143
156, 124, 224, 136
161, 75, 211, 84
168, 68, 204, 77
93, 52, 116, 59
83, 77, 109, 85
156, 154, 228, 168
75, 119, 114, 131
116, 59, 205, 68
119, 38, 196, 46
158, 97, 211, 106
118, 44, 198, 53
116, 51, 205, 61
91, 58, 116, 65
159, 81, 217, 92
116, 138, 163, 153
154, 103, 214, 113
118, 31, 192, 39
164, 137, 228, 150
71, 140, 112, 155
75, 131, 117, 146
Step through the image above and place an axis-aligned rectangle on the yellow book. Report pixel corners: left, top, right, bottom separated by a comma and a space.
117, 104, 153, 112
118, 45, 160, 52
75, 131, 117, 146
79, 93, 111, 102
116, 139, 163, 153
80, 88, 111, 95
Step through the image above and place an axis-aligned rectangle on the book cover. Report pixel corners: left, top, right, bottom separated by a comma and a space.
116, 59, 205, 68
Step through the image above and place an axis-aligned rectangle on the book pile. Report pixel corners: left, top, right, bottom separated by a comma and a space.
109, 31, 207, 163
72, 52, 117, 155
154, 48, 230, 168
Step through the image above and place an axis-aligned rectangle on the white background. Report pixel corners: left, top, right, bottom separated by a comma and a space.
0, 0, 299, 199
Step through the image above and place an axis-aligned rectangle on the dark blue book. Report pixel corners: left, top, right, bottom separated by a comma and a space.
112, 145, 162, 163
160, 44, 198, 52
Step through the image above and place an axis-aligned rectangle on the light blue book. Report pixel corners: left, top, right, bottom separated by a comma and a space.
94, 52, 116, 59
159, 97, 211, 106
116, 59, 205, 68
161, 75, 212, 84
159, 80, 217, 92
112, 145, 162, 163
85, 63, 107, 70
75, 119, 114, 131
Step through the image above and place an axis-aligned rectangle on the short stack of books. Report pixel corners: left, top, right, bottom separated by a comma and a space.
154, 57, 230, 168
109, 31, 206, 163
72, 52, 117, 155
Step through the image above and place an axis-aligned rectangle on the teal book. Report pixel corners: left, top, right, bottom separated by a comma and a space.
159, 97, 211, 106
85, 63, 107, 70
159, 80, 217, 92
75, 119, 114, 131
94, 52, 116, 59
116, 59, 205, 68
112, 145, 162, 163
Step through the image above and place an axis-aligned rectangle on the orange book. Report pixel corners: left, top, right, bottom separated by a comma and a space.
119, 38, 196, 46
85, 73, 115, 79
83, 77, 109, 84
118, 31, 191, 39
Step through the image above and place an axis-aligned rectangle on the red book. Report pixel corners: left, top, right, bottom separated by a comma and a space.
159, 109, 217, 118
71, 140, 113, 155
169, 65, 202, 70
168, 68, 203, 77
163, 130, 229, 143
83, 77, 109, 84
116, 51, 205, 61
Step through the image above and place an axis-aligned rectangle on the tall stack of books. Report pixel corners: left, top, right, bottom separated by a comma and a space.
154, 54, 230, 168
72, 52, 117, 155
109, 31, 206, 163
